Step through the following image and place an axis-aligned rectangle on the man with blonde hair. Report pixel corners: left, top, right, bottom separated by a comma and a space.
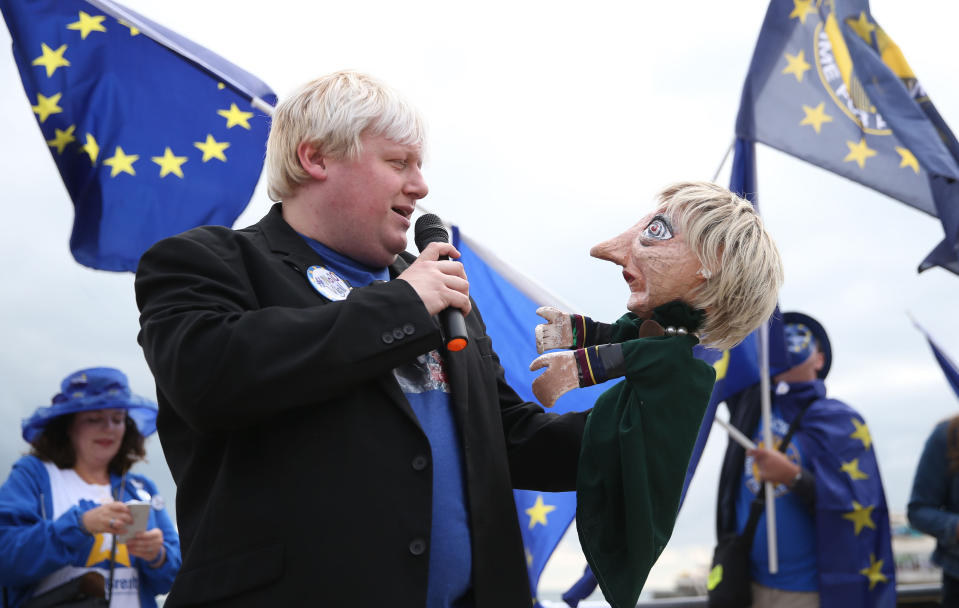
530, 181, 783, 607
135, 70, 589, 607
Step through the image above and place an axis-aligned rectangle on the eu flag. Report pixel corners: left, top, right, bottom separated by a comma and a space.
452, 227, 608, 605
0, 0, 275, 271
736, 0, 959, 275
911, 317, 959, 403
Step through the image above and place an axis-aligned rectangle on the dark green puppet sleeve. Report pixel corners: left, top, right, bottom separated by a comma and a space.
575, 326, 715, 608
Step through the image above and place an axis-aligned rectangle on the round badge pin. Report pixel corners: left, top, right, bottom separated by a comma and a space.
307, 265, 352, 301
151, 494, 165, 511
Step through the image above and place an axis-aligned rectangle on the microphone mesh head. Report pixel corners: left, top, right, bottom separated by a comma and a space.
414, 213, 449, 252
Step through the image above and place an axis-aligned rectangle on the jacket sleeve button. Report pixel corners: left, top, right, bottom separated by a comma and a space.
403, 323, 415, 335
381, 332, 394, 344
393, 328, 406, 340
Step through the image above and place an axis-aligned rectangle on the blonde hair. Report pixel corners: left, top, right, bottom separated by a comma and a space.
265, 70, 427, 201
658, 181, 783, 351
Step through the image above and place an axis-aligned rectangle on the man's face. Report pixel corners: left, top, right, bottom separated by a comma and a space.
774, 349, 824, 383
590, 209, 704, 316
320, 133, 428, 267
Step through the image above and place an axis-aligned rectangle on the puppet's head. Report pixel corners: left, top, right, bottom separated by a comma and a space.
590, 181, 783, 351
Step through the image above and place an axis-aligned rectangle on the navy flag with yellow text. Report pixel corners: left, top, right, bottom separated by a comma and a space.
737, 0, 959, 275
0, 0, 275, 271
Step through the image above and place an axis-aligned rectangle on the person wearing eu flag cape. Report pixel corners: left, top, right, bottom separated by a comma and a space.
716, 312, 895, 608
530, 182, 783, 608
134, 70, 592, 608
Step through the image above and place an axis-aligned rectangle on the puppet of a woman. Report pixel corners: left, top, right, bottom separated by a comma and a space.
530, 181, 783, 608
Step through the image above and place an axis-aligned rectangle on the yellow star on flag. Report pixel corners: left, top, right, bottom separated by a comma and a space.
217, 82, 226, 90
842, 501, 877, 535
80, 133, 99, 165
152, 147, 188, 178
850, 418, 873, 449
782, 50, 811, 83
859, 553, 888, 590
66, 11, 107, 40
32, 43, 70, 78
85, 533, 131, 567
789, 0, 816, 24
712, 350, 730, 381
103, 146, 139, 177
46, 125, 77, 154
194, 134, 230, 162
840, 458, 869, 480
32, 92, 63, 123
117, 19, 140, 36
847, 11, 876, 44
525, 495, 556, 529
799, 102, 834, 134
217, 103, 254, 129
844, 138, 877, 169
895, 146, 920, 173
525, 548, 533, 567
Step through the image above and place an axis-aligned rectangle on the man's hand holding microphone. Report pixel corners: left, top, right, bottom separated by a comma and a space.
397, 213, 470, 351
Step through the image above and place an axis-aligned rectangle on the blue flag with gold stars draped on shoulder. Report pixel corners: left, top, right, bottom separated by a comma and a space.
0, 0, 275, 271
736, 0, 959, 276
451, 227, 608, 606
773, 383, 895, 607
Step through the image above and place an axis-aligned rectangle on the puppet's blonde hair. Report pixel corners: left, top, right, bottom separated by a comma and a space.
660, 181, 783, 351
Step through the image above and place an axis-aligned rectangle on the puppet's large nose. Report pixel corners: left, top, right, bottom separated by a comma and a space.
590, 231, 628, 265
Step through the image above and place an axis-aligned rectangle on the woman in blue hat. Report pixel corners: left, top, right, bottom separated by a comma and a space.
0, 368, 180, 607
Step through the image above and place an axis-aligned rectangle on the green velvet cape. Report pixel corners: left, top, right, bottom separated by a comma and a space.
576, 304, 716, 608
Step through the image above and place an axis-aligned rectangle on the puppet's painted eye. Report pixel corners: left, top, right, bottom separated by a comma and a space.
642, 216, 673, 241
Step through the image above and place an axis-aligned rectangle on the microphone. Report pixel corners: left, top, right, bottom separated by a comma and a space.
414, 213, 469, 352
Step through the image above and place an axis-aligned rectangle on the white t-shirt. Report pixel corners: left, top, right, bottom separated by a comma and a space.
31, 463, 140, 607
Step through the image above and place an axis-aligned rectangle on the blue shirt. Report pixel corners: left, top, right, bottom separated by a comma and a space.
736, 402, 818, 591
300, 235, 473, 607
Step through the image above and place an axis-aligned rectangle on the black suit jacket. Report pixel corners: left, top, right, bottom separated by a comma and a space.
135, 204, 587, 607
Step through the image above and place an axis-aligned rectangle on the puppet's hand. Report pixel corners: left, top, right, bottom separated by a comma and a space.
529, 351, 578, 408
535, 306, 573, 354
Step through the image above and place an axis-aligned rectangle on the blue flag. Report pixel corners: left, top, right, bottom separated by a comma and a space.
0, 0, 275, 271
452, 227, 609, 604
911, 317, 959, 402
679, 138, 790, 505
736, 0, 959, 275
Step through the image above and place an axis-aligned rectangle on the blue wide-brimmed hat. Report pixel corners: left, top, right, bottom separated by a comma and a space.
21, 367, 158, 443
782, 311, 832, 379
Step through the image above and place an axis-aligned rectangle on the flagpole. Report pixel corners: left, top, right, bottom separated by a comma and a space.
711, 138, 735, 182
252, 97, 275, 116
759, 320, 778, 573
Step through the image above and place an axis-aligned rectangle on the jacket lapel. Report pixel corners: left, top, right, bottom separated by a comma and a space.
257, 203, 331, 284
256, 205, 424, 429
443, 347, 471, 433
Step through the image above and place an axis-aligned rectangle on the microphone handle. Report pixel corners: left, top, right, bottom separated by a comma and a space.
437, 251, 469, 352
440, 308, 469, 352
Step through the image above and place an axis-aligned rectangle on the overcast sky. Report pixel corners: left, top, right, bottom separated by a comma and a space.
1, 0, 958, 599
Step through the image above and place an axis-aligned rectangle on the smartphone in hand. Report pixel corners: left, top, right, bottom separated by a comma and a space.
116, 501, 150, 543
